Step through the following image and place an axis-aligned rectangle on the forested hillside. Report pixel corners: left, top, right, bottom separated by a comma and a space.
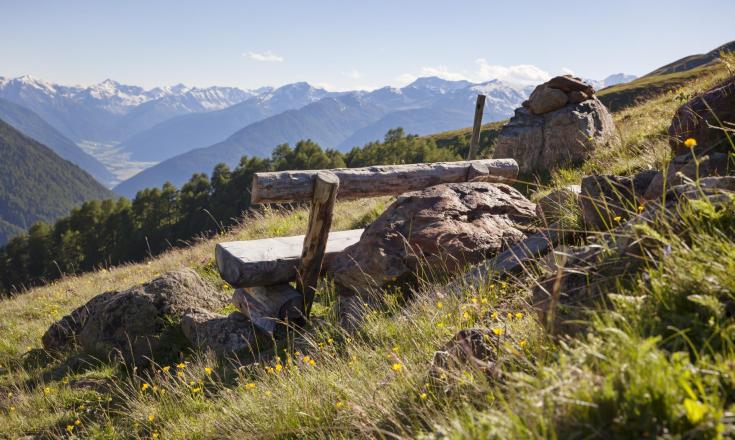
0, 129, 458, 293
0, 119, 113, 246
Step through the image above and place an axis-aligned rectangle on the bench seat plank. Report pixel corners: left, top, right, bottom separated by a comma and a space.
216, 229, 363, 288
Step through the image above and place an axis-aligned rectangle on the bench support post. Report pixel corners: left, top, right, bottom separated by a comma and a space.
297, 171, 340, 318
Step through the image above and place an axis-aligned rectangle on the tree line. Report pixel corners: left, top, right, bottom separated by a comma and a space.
0, 129, 461, 295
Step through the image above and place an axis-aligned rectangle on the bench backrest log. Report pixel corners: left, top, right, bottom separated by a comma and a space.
244, 158, 518, 320
250, 158, 518, 204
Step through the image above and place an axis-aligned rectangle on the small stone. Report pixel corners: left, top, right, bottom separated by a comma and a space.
535, 186, 581, 224
547, 75, 595, 95
567, 90, 590, 104
528, 84, 569, 115
180, 308, 269, 359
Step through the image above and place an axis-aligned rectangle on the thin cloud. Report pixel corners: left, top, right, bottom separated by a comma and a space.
344, 69, 362, 79
245, 51, 284, 62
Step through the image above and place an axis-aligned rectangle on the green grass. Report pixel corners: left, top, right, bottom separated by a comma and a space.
1, 53, 734, 439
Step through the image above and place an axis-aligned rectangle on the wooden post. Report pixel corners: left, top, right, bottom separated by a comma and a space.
467, 94, 486, 160
297, 171, 339, 317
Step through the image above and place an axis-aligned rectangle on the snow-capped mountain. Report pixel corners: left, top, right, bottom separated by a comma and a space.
114, 76, 532, 196
587, 73, 638, 91
0, 76, 259, 142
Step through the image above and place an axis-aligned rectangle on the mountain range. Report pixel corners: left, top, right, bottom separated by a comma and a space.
113, 78, 532, 196
0, 71, 639, 198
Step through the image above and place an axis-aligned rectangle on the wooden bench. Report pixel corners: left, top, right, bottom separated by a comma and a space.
215, 158, 519, 331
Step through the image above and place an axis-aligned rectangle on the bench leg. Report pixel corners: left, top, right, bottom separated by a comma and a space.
297, 171, 340, 318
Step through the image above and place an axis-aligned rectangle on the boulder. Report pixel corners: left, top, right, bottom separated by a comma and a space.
42, 269, 229, 365
528, 84, 569, 115
643, 153, 733, 200
669, 77, 735, 156
180, 309, 269, 359
331, 182, 537, 299
493, 98, 616, 174
580, 171, 658, 230
548, 75, 595, 95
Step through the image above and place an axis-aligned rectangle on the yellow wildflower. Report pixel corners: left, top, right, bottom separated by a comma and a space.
420, 393, 428, 400
515, 312, 523, 319
462, 311, 470, 319
436, 301, 443, 310
327, 338, 334, 345
309, 359, 316, 366
391, 346, 400, 353
148, 414, 155, 422
204, 367, 213, 376
245, 383, 256, 390
75, 419, 81, 426
176, 371, 184, 378
192, 386, 202, 393
480, 298, 488, 304
471, 297, 478, 304
335, 401, 345, 409
265, 391, 272, 397
638, 205, 645, 213
176, 363, 186, 369
519, 339, 527, 348
66, 425, 75, 433
152, 432, 159, 439
436, 322, 445, 329
392, 363, 403, 372
507, 312, 513, 320
684, 138, 697, 148
492, 327, 504, 335
141, 383, 150, 392
266, 367, 275, 374
613, 216, 622, 222
491, 311, 499, 320
275, 364, 283, 373
161, 366, 171, 373
43, 387, 51, 395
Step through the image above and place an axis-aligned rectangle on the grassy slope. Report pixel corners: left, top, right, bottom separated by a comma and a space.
0, 60, 733, 439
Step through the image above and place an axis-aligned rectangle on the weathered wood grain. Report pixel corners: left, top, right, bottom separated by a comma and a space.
297, 172, 339, 316
250, 159, 519, 203
216, 229, 364, 287
467, 94, 486, 160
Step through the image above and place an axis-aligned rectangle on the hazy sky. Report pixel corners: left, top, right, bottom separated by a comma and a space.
1, 0, 733, 91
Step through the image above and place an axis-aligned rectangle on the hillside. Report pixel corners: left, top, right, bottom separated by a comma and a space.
645, 40, 735, 76
0, 47, 732, 439
0, 97, 114, 185
0, 119, 114, 244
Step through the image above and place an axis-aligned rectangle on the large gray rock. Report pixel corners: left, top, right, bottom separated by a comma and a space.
181, 308, 269, 359
493, 98, 615, 174
42, 269, 229, 365
331, 182, 537, 299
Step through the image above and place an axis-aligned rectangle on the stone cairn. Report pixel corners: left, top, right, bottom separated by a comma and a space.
493, 75, 616, 174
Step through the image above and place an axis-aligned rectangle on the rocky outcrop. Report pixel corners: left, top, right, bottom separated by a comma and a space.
331, 182, 537, 299
42, 269, 230, 365
533, 176, 735, 334
669, 77, 735, 156
493, 76, 615, 174
644, 152, 732, 200
580, 171, 658, 230
181, 309, 269, 359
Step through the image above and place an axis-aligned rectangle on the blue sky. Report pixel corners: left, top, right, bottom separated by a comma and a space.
1, 0, 733, 90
